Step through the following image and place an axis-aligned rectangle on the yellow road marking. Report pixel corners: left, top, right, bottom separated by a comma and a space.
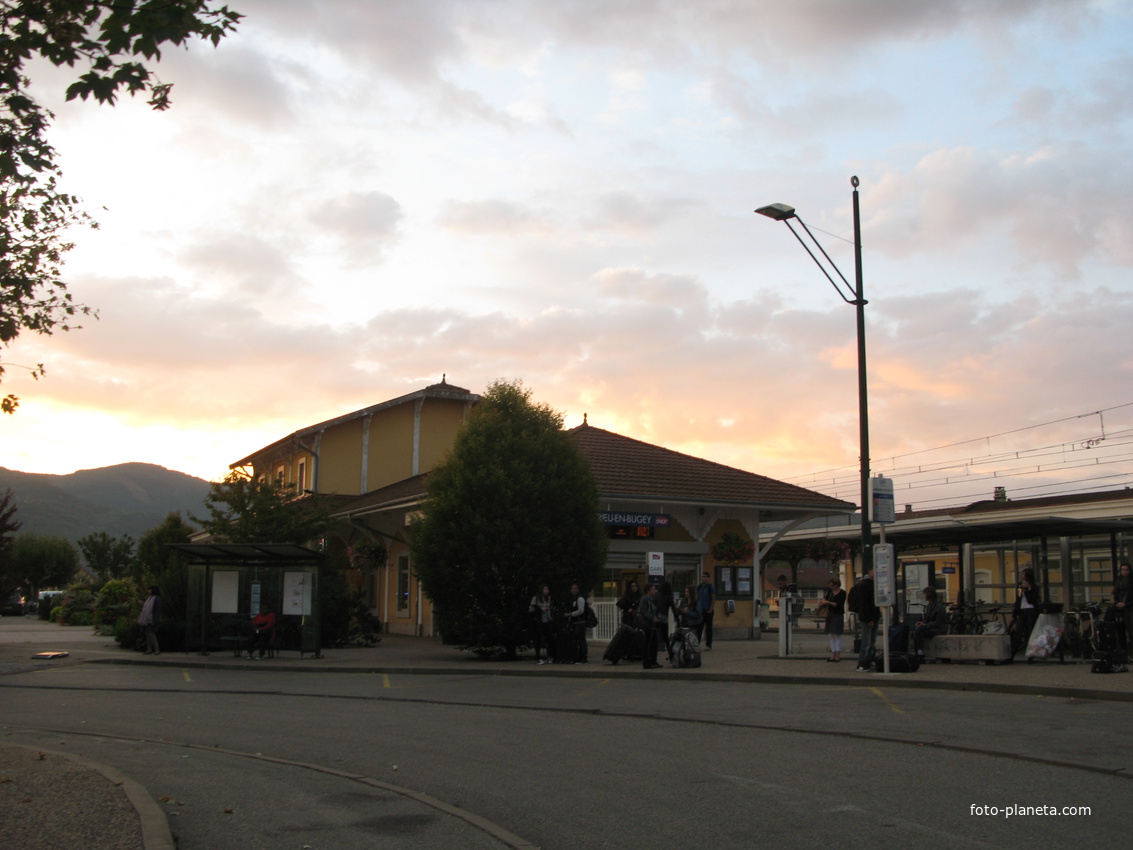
869, 686, 903, 714
577, 678, 610, 696
183, 671, 192, 682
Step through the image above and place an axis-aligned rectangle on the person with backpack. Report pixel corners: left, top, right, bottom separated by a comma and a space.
852, 569, 880, 672
697, 571, 717, 650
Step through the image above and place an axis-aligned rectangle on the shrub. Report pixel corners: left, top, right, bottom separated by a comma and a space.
56, 584, 95, 626
95, 579, 141, 636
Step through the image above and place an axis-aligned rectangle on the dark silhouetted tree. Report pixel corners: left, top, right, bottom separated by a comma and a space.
410, 380, 607, 658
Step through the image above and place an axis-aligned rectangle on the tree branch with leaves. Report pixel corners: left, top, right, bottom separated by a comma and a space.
0, 1, 242, 412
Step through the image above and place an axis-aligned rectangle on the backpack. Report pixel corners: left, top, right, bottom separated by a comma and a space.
846, 582, 865, 615
584, 601, 599, 629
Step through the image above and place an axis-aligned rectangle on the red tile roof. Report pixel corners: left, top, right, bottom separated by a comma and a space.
569, 423, 852, 511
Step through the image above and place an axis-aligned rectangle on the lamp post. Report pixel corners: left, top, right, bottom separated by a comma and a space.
755, 176, 872, 576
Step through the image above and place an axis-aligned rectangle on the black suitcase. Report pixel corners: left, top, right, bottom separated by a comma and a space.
603, 624, 637, 665
874, 652, 921, 673
554, 631, 578, 664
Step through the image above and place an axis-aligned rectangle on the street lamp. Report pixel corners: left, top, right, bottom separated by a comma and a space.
755, 176, 872, 575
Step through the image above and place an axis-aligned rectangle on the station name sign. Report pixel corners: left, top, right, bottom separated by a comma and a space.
599, 512, 671, 527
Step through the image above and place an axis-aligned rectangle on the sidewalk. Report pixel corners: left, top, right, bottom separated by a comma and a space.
4, 618, 1130, 701
2, 617, 1131, 850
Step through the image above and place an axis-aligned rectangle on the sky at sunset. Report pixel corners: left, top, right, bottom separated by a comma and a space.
2, 0, 1132, 513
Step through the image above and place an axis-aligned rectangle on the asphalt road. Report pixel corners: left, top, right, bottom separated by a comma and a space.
2, 662, 1129, 850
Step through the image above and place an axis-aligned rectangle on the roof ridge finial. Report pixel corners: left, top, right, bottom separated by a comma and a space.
441, 373, 447, 384
583, 412, 588, 425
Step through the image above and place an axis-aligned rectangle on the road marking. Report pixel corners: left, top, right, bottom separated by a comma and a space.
383, 674, 403, 689
183, 671, 192, 683
869, 686, 903, 713
577, 678, 610, 696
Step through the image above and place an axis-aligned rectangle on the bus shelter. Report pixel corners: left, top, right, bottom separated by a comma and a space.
169, 543, 326, 657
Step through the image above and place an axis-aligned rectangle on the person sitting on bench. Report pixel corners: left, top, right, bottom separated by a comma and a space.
247, 605, 277, 659
913, 587, 947, 656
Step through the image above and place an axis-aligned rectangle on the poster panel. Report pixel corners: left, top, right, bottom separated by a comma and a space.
211, 570, 239, 614
284, 571, 313, 616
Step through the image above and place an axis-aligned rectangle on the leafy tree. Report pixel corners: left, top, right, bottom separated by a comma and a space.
193, 472, 331, 545
134, 510, 195, 579
77, 530, 135, 581
410, 380, 607, 659
7, 532, 78, 597
1, 1, 243, 413
0, 488, 21, 597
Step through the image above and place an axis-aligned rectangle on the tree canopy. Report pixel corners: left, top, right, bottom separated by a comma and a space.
194, 472, 331, 545
77, 530, 135, 582
410, 380, 607, 658
0, 488, 21, 597
6, 531, 78, 597
1, 1, 242, 413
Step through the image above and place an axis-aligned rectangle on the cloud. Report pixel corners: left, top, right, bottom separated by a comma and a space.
437, 199, 557, 236
868, 144, 1133, 277
310, 191, 404, 264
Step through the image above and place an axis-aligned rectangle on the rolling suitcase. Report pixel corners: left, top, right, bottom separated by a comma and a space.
603, 624, 637, 665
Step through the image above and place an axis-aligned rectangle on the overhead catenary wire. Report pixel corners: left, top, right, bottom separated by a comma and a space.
783, 402, 1133, 509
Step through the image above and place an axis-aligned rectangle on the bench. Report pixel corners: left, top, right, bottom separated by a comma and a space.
922, 633, 1011, 664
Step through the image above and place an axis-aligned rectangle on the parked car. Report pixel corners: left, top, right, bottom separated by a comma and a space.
1, 593, 25, 617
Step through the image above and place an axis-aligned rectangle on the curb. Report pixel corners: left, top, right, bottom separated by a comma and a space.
89, 656, 1133, 703
2, 742, 174, 850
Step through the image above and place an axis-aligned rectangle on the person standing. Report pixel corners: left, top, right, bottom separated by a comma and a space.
1010, 569, 1040, 660
656, 581, 678, 662
529, 584, 554, 664
566, 584, 589, 664
1113, 562, 1133, 652
855, 569, 880, 672
697, 571, 716, 650
636, 584, 663, 669
138, 586, 161, 656
616, 580, 641, 626
817, 577, 846, 662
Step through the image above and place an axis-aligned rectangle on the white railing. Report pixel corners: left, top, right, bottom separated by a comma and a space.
589, 600, 620, 642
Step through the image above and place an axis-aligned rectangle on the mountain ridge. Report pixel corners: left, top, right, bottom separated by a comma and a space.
0, 462, 213, 545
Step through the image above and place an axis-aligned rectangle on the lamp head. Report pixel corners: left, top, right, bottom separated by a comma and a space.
754, 203, 796, 221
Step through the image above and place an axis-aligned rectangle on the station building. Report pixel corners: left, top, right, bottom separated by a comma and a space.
228, 379, 855, 639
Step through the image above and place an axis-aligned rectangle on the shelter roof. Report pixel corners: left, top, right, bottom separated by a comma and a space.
168, 543, 326, 565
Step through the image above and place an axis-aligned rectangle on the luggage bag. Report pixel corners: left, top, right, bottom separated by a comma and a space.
603, 624, 638, 665
873, 651, 921, 673
554, 631, 578, 664
670, 627, 702, 668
